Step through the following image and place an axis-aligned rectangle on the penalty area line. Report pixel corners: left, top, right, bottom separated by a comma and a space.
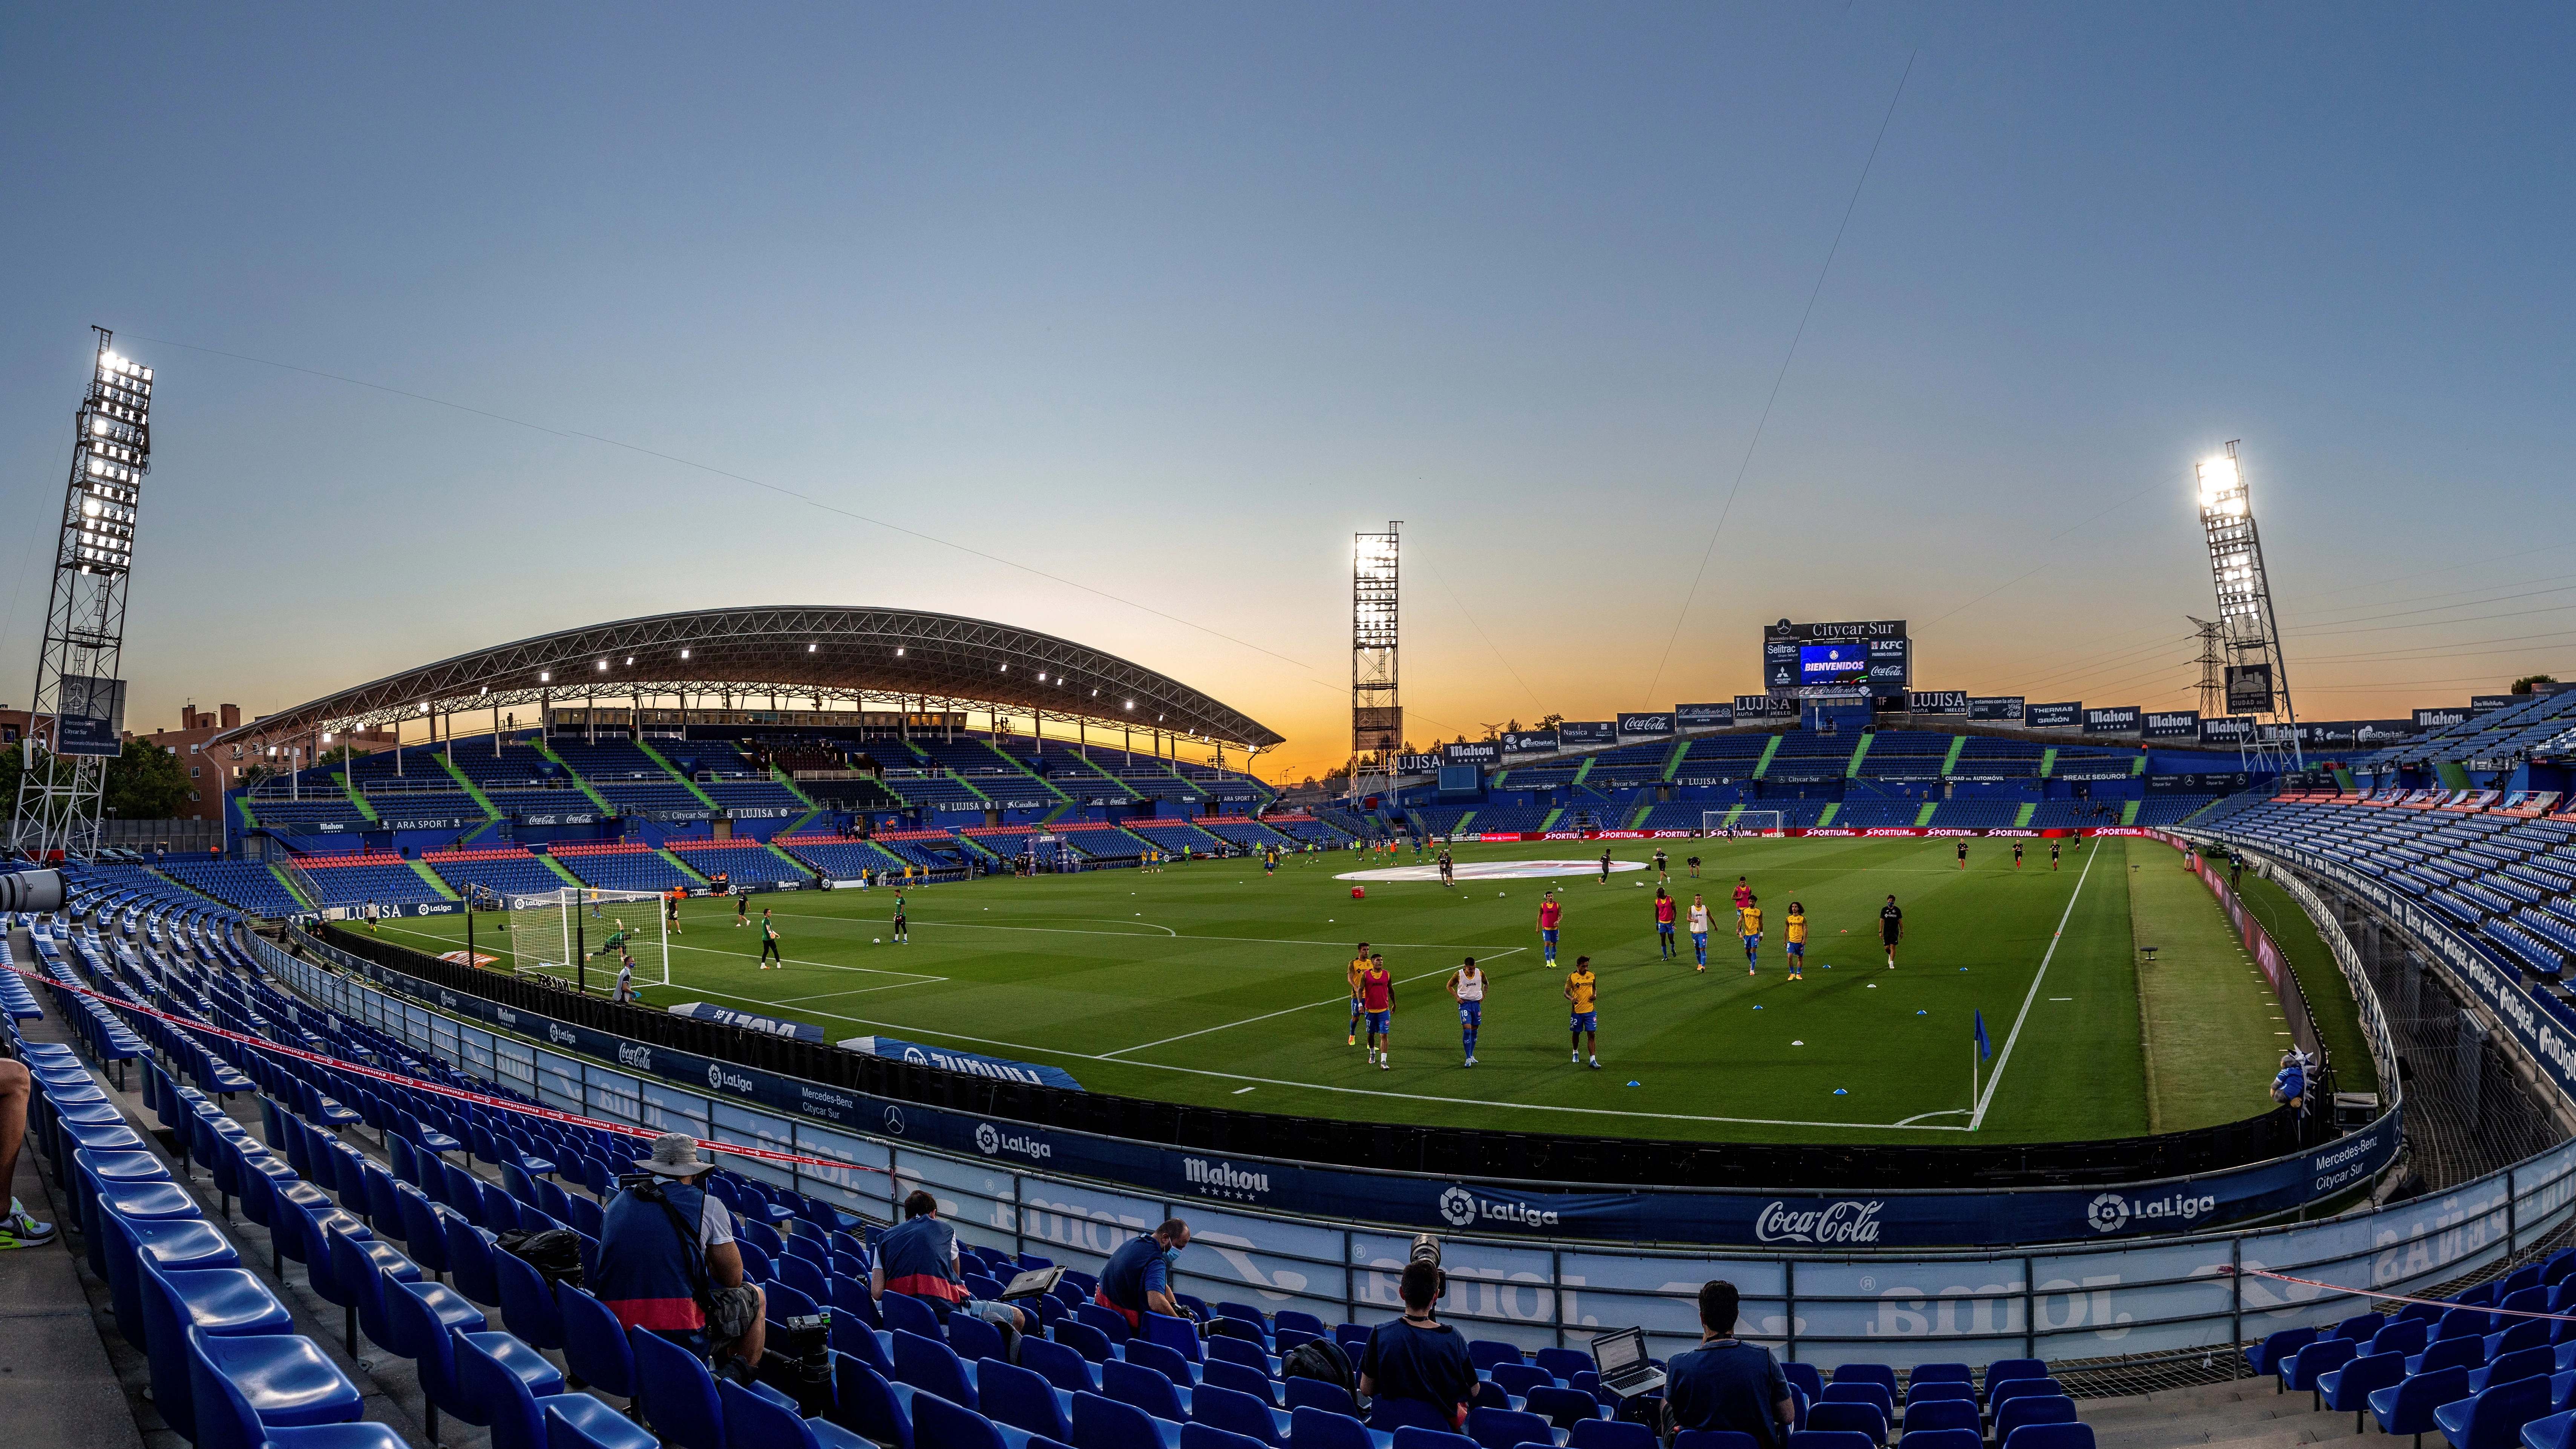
1095, 949, 1526, 1059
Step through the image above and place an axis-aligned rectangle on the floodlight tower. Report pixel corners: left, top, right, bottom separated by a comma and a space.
2195, 442, 2302, 773
9, 329, 152, 862
1350, 523, 1402, 806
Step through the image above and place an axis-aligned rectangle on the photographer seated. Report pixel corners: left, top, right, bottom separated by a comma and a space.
1096, 1218, 1192, 1330
872, 1191, 1027, 1354
1358, 1259, 1476, 1432
2272, 1051, 2309, 1110
593, 1134, 766, 1376
1667, 1281, 1793, 1446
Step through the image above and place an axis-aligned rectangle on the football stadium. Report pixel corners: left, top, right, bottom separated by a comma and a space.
9, 13, 2576, 1449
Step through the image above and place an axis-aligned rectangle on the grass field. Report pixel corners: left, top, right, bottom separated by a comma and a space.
374, 834, 2317, 1146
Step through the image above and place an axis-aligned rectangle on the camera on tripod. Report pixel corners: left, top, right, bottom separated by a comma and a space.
765, 1313, 836, 1415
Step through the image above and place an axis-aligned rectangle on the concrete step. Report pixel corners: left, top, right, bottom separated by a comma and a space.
2082, 1376, 2375, 1448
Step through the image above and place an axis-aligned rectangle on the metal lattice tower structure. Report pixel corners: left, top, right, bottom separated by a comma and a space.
2188, 616, 2226, 720
1349, 523, 1401, 804
11, 328, 152, 862
2196, 441, 2303, 772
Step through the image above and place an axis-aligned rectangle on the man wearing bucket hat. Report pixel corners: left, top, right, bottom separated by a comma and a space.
593, 1132, 767, 1375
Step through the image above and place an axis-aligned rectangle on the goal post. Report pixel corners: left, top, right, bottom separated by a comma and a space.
1702, 809, 1786, 837
515, 886, 672, 991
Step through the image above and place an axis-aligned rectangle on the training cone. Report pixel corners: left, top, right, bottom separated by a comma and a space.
1351, 886, 1366, 899
1833, 1088, 1848, 1095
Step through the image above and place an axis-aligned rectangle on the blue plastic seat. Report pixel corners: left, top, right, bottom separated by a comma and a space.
1128, 1338, 1201, 1388
1804, 1400, 1885, 1445
2523, 1409, 2576, 1449
839, 1360, 919, 1449
950, 1310, 1008, 1365
2279, 1336, 2355, 1401
1910, 1363, 1973, 1385
1388, 1429, 1476, 1449
1983, 1360, 2046, 1400
495, 1243, 567, 1349
1054, 1319, 1117, 1365
1782, 1433, 1871, 1449
1821, 1381, 1892, 1418
1781, 1363, 1824, 1400
135, 1254, 293, 1444
557, 1281, 637, 1397
1183, 1424, 1268, 1449
979, 1356, 1077, 1442
1467, 1406, 1555, 1449
183, 1328, 367, 1449
325, 1222, 420, 1356
1024, 1335, 1099, 1394
1370, 1397, 1461, 1435
895, 1327, 983, 1410
1201, 1358, 1276, 1406
1522, 1385, 1601, 1431
98, 1200, 240, 1348
1469, 1340, 1526, 1372
2317, 1348, 2407, 1433
1568, 1422, 1655, 1449
1207, 1335, 1273, 1375
2475, 1345, 2561, 1393
1996, 1427, 2094, 1449
1105, 1357, 1191, 1423
633, 1322, 728, 1449
1901, 1398, 1980, 1435
545, 1392, 662, 1449
1671, 1434, 1764, 1449
1905, 1379, 1975, 1404
1988, 1377, 2062, 1417
910, 1386, 1059, 1449
886, 1292, 947, 1340
1284, 1377, 1364, 1420
1073, 1389, 1179, 1449
720, 1376, 878, 1449
2410, 1336, 2490, 1375
1991, 1395, 2078, 1445
455, 1327, 570, 1449
2434, 1372, 2553, 1449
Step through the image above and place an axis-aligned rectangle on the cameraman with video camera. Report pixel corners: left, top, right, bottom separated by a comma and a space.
1357, 1238, 1476, 1432
593, 1134, 767, 1378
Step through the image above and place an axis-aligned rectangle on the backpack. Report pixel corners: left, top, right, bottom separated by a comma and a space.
496, 1228, 587, 1290
1281, 1339, 1357, 1400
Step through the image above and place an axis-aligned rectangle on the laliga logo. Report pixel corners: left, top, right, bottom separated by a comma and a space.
975, 1123, 1000, 1155
971, 1122, 1051, 1161
547, 1023, 577, 1046
1437, 1187, 1478, 1228
705, 1062, 755, 1094
2086, 1194, 2132, 1234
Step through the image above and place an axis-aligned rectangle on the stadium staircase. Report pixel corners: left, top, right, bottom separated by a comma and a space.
2013, 802, 2037, 827
1571, 755, 1596, 786
657, 846, 707, 882
1752, 734, 1783, 779
982, 740, 1072, 804
532, 738, 619, 816
1660, 737, 1690, 781
1539, 807, 1562, 830
632, 738, 721, 812
1941, 734, 1968, 775
537, 850, 584, 887
405, 859, 458, 899
779, 806, 825, 836
2039, 746, 2058, 777
2076, 1377, 2356, 1448
1815, 803, 1840, 827
2121, 799, 2141, 825
1452, 809, 1476, 832
334, 771, 381, 823
1914, 801, 1938, 826
268, 862, 313, 908
435, 754, 502, 819
1844, 732, 1874, 777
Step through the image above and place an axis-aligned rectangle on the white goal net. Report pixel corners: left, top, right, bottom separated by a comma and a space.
1703, 810, 1786, 837
495, 886, 674, 993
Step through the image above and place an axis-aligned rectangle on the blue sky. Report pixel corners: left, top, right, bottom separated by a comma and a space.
4, 4, 2571, 779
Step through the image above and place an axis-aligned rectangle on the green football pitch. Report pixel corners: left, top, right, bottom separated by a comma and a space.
373, 835, 2338, 1146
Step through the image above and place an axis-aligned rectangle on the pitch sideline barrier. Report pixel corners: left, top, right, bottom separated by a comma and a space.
236, 918, 2561, 1369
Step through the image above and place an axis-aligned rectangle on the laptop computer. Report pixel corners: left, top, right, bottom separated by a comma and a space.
999, 1265, 1066, 1301
1589, 1326, 1666, 1397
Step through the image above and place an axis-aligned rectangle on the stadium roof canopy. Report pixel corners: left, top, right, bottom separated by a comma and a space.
211, 604, 1285, 752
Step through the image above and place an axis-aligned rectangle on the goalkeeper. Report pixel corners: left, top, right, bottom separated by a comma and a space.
585, 919, 634, 962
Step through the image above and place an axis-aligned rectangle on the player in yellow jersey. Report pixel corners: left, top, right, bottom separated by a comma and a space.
1345, 942, 1372, 1046
1737, 896, 1764, 975
1563, 956, 1600, 1069
1784, 901, 1807, 980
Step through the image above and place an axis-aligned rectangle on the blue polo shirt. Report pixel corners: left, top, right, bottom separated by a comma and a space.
1099, 1233, 1170, 1314
1358, 1319, 1477, 1424
1666, 1339, 1791, 1446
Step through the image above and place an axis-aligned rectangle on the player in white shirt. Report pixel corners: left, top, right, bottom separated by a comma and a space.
1686, 895, 1713, 971
1445, 957, 1487, 1067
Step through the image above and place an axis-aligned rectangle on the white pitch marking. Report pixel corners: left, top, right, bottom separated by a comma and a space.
1096, 951, 1525, 1059
1969, 842, 2102, 1130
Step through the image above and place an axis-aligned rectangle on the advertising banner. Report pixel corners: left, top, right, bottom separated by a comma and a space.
1734, 695, 1799, 719
1616, 712, 1674, 738
54, 674, 127, 758
2351, 720, 2416, 746
842, 1035, 1086, 1092
668, 1001, 826, 1043
1906, 691, 1968, 714
1968, 697, 2025, 722
2201, 716, 2256, 745
1500, 731, 1559, 754
2143, 710, 2200, 740
1674, 703, 1734, 730
2470, 695, 2518, 712
2227, 663, 2276, 715
2416, 707, 2472, 729
2028, 702, 2081, 729
1396, 754, 1440, 774
1558, 721, 1616, 747
2083, 706, 2141, 735
1441, 741, 1500, 766
2147, 772, 2252, 793
1761, 620, 1909, 695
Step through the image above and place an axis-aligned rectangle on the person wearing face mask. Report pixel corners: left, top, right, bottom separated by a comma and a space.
1096, 1218, 1192, 1330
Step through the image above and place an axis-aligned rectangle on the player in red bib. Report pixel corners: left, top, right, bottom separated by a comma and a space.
1732, 876, 1753, 913
1536, 891, 1563, 964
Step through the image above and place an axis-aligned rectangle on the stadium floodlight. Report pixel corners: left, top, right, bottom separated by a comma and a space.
11, 328, 155, 860
539, 671, 551, 682
2194, 441, 2300, 772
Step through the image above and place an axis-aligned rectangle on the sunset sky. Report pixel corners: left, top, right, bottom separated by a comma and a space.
4, 5, 2572, 783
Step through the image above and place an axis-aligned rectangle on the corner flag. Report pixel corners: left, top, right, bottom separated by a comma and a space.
1974, 1009, 1992, 1062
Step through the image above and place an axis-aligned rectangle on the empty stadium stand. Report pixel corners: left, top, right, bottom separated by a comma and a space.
666, 839, 813, 885
422, 847, 568, 899
543, 840, 699, 893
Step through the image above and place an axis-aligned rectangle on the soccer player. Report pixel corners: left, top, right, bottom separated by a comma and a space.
1732, 876, 1752, 914
1446, 956, 1486, 1067
1653, 887, 1678, 960
1536, 893, 1562, 964
1360, 955, 1395, 1069
1738, 896, 1763, 974
1686, 854, 1701, 879
1347, 942, 1372, 1046
1436, 848, 1454, 887
613, 952, 635, 1003
1785, 901, 1807, 981
892, 891, 910, 944
1597, 848, 1612, 885
1880, 894, 1903, 969
590, 887, 602, 919
665, 886, 685, 934
363, 899, 381, 933
585, 920, 632, 962
2050, 839, 2062, 871
1956, 839, 1969, 869
758, 909, 784, 968
2013, 840, 2024, 869
1687, 894, 1712, 971
1564, 956, 1600, 1069
1653, 847, 1669, 883
736, 893, 750, 927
